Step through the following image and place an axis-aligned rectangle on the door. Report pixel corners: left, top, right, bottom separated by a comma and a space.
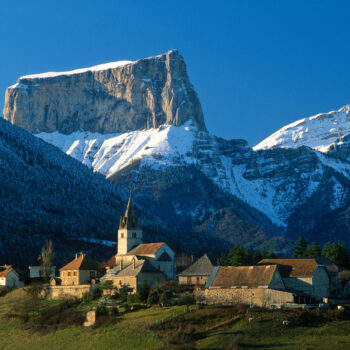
187, 276, 192, 284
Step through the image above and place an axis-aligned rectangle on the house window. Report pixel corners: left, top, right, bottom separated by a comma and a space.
121, 233, 124, 238
132, 232, 136, 238
74, 271, 77, 276
68, 272, 71, 276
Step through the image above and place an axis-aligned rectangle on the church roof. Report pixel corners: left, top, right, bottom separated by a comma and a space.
178, 254, 214, 276
115, 259, 164, 278
126, 243, 165, 256
119, 196, 141, 230
60, 254, 98, 271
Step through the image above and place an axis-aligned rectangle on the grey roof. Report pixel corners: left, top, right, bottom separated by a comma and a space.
178, 254, 214, 276
115, 259, 164, 278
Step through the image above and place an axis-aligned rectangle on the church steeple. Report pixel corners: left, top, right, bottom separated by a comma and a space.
117, 196, 143, 255
119, 195, 141, 231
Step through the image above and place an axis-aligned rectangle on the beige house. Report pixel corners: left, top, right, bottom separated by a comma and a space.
102, 257, 166, 293
0, 265, 23, 287
104, 196, 176, 289
59, 253, 99, 286
258, 258, 331, 302
178, 254, 214, 286
199, 265, 294, 307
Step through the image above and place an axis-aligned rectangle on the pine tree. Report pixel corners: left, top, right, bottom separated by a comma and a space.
294, 236, 307, 257
304, 242, 321, 257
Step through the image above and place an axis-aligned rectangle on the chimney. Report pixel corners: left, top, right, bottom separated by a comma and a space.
75, 253, 78, 259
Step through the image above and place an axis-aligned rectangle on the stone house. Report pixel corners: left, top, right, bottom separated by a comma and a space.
0, 265, 23, 287
28, 255, 56, 279
59, 253, 99, 286
104, 196, 176, 290
258, 258, 331, 302
178, 254, 215, 286
102, 256, 166, 293
199, 265, 294, 307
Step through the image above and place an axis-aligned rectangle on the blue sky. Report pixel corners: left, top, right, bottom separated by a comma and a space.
1, 0, 350, 145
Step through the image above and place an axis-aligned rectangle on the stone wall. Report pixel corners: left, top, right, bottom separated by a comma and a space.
196, 288, 294, 307
46, 284, 98, 299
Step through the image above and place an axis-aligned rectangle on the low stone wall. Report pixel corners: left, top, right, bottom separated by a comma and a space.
46, 284, 98, 300
195, 288, 294, 307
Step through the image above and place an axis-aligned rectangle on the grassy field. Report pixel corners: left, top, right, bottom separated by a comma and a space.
0, 288, 350, 350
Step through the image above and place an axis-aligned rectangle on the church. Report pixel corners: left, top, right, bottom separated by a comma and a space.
101, 196, 176, 292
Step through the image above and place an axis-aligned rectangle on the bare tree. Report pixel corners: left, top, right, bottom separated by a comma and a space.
41, 240, 54, 281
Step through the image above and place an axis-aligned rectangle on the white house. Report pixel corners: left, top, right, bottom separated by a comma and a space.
29, 256, 56, 279
0, 265, 23, 287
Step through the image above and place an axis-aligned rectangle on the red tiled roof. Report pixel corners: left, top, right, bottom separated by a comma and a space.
126, 243, 165, 256
60, 254, 98, 271
210, 265, 278, 288
106, 256, 117, 268
0, 265, 13, 278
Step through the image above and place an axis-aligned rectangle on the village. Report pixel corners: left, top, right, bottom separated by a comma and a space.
1, 197, 350, 312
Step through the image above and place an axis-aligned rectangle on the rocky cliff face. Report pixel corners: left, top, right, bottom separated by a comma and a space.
4, 50, 205, 134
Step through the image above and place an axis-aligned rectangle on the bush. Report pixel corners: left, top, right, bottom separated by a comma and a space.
96, 305, 108, 316
127, 293, 140, 304
119, 286, 128, 302
160, 289, 173, 306
139, 281, 150, 302
147, 290, 159, 305
0, 286, 11, 297
177, 294, 195, 306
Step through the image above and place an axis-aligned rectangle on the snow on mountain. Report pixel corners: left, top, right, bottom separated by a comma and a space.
9, 60, 133, 87
254, 105, 350, 153
36, 121, 196, 178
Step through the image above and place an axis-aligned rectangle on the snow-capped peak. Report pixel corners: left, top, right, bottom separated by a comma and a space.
253, 105, 350, 153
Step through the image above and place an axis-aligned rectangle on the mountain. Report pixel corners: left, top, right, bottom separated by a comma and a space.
5, 50, 350, 251
254, 105, 350, 153
4, 50, 205, 134
0, 117, 236, 268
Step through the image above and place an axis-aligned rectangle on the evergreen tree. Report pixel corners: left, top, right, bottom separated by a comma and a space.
223, 244, 252, 266
294, 236, 307, 257
304, 242, 321, 257
322, 242, 348, 268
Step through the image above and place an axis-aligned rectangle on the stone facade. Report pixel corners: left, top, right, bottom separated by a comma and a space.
196, 287, 294, 307
178, 275, 210, 286
60, 269, 97, 286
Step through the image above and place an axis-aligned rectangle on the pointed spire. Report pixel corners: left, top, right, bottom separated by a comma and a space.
119, 194, 141, 230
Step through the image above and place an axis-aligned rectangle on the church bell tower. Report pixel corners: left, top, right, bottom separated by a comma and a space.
117, 196, 143, 255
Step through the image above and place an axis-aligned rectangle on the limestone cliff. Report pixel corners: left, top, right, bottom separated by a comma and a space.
4, 50, 206, 134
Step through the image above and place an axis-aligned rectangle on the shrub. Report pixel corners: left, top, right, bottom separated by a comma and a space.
160, 289, 173, 306
127, 293, 140, 304
119, 286, 128, 302
96, 305, 108, 316
139, 281, 150, 302
147, 290, 159, 305
177, 294, 195, 305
